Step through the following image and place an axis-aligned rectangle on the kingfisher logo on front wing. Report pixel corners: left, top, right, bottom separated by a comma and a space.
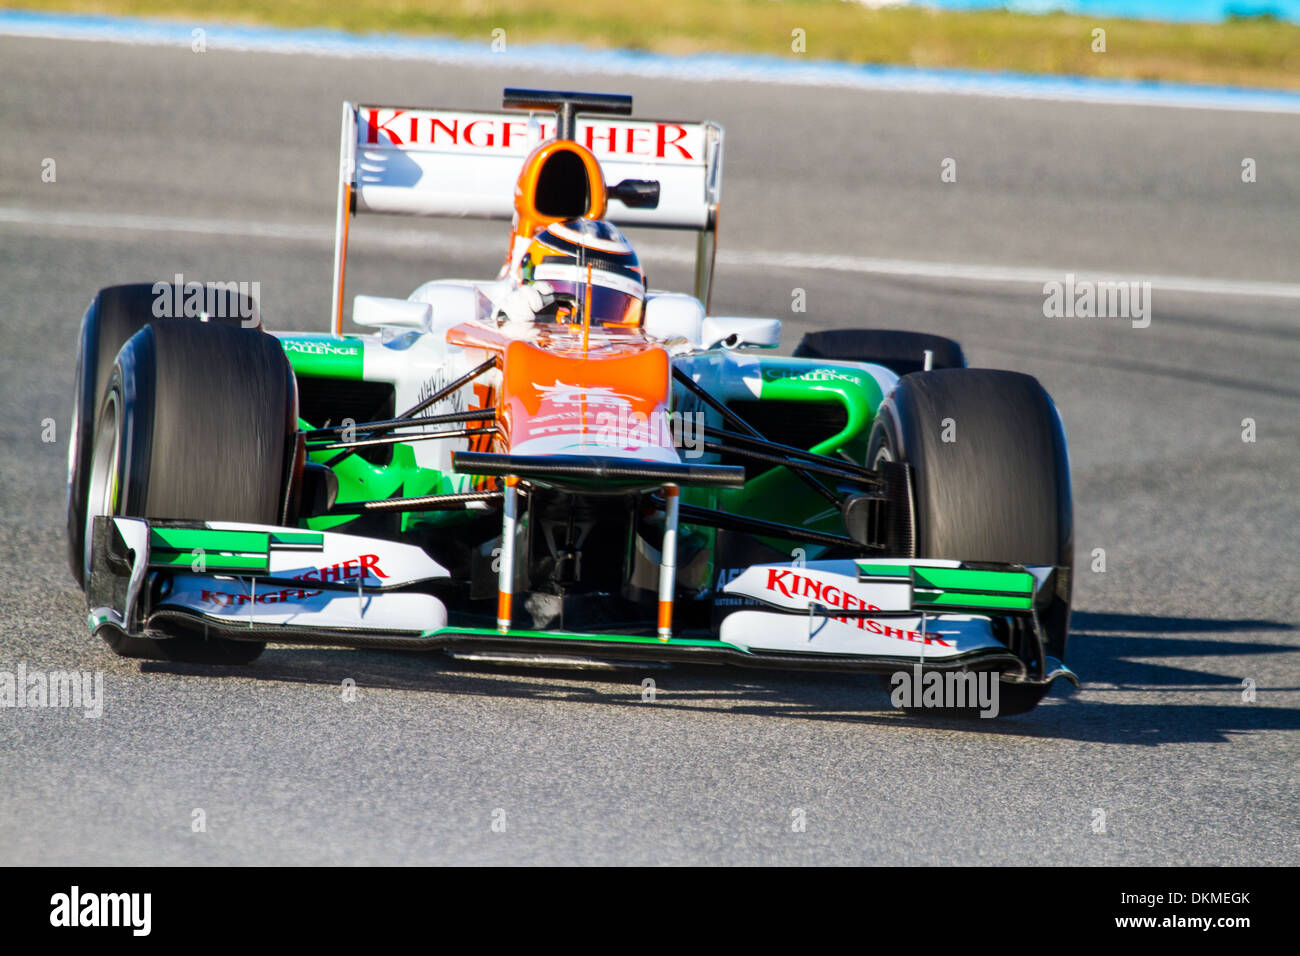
198, 555, 389, 607
761, 568, 953, 647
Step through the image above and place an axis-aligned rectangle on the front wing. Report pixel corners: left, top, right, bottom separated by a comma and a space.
88, 517, 1071, 683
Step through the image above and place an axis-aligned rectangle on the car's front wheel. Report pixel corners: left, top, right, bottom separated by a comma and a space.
867, 368, 1073, 716
85, 321, 299, 663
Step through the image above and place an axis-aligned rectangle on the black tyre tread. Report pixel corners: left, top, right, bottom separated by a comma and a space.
134, 322, 293, 522
793, 329, 966, 377
67, 283, 261, 587
95, 321, 295, 664
875, 369, 1070, 567
868, 368, 1073, 715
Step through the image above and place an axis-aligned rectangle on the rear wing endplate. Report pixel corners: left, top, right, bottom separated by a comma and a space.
330, 101, 724, 333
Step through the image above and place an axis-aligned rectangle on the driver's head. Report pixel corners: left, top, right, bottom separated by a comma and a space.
520, 219, 646, 327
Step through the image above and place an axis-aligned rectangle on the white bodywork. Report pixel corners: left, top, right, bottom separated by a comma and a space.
152, 522, 450, 633
720, 560, 1007, 659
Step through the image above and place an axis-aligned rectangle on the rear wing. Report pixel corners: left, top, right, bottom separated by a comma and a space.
330, 100, 724, 333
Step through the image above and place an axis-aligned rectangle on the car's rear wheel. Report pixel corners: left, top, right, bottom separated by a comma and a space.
67, 283, 260, 588
86, 321, 297, 663
867, 368, 1073, 716
793, 329, 965, 377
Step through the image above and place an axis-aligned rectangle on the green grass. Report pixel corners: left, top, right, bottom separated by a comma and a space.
14, 0, 1300, 89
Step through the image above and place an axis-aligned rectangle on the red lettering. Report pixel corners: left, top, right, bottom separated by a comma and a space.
585, 124, 617, 153
626, 126, 650, 155
463, 120, 494, 148
822, 586, 841, 607
366, 108, 408, 146
502, 121, 525, 149
766, 568, 793, 598
656, 123, 692, 159
841, 592, 859, 626
343, 559, 360, 580
360, 554, 389, 579
430, 118, 459, 145
799, 575, 822, 601
320, 563, 342, 583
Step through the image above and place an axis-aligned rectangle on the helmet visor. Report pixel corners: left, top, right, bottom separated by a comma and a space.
534, 262, 645, 327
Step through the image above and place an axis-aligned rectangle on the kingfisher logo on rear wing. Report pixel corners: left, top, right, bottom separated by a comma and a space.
329, 90, 724, 336
345, 103, 721, 227
361, 108, 705, 163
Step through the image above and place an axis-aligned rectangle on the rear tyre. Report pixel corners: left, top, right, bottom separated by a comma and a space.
793, 329, 965, 377
867, 368, 1073, 716
85, 321, 297, 663
67, 283, 260, 588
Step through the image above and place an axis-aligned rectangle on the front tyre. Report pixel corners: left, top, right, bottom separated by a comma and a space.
85, 321, 299, 663
67, 283, 261, 588
867, 368, 1073, 716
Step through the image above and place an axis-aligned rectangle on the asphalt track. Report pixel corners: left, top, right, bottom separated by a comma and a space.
0, 35, 1297, 866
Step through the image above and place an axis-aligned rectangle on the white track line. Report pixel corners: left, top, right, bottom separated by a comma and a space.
5, 205, 1300, 301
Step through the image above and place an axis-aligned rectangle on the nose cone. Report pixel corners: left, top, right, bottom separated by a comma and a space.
501, 340, 680, 463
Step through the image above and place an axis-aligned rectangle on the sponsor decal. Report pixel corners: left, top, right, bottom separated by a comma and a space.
713, 566, 747, 607
760, 366, 861, 384
295, 554, 388, 583
281, 339, 361, 357
201, 587, 317, 607
530, 381, 636, 409
516, 381, 681, 454
762, 568, 952, 647
364, 108, 698, 161
198, 555, 389, 607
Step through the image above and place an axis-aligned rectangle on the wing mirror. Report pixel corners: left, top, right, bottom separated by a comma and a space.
701, 316, 781, 350
608, 178, 661, 209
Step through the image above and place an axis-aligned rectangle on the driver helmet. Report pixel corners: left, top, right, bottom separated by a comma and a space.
519, 219, 646, 327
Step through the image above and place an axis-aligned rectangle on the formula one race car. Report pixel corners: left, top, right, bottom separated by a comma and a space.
67, 88, 1077, 716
